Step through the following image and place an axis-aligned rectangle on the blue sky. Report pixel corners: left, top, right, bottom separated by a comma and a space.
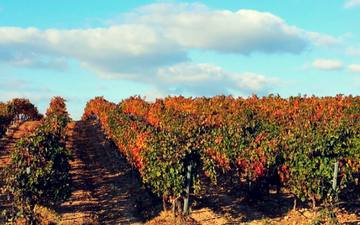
0, 0, 360, 120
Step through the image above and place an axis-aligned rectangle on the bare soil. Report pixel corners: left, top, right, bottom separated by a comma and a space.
58, 120, 145, 225
1, 120, 360, 224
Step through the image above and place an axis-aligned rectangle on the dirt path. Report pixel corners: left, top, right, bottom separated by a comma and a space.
58, 120, 144, 225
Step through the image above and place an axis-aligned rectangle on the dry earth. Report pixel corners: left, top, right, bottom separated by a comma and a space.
1, 120, 360, 224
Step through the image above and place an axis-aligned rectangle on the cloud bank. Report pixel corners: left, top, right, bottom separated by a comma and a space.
0, 3, 319, 97
128, 3, 307, 54
154, 62, 287, 97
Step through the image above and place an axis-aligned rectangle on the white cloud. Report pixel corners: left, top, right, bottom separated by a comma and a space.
0, 25, 187, 79
0, 78, 50, 92
0, 92, 53, 105
306, 32, 355, 49
348, 64, 360, 73
154, 62, 291, 96
128, 3, 307, 54
228, 72, 283, 92
0, 51, 69, 71
0, 78, 29, 91
346, 46, 360, 55
0, 92, 23, 102
157, 63, 223, 83
142, 89, 167, 102
0, 3, 309, 89
344, 0, 360, 8
312, 59, 343, 71
0, 26, 182, 58
0, 3, 306, 98
306, 32, 341, 48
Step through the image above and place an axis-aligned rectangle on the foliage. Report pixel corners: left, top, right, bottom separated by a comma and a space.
82, 94, 360, 212
0, 98, 43, 138
1, 97, 72, 224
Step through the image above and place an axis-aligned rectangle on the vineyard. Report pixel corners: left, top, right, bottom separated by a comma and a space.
82, 94, 360, 223
0, 97, 72, 224
1, 94, 360, 224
